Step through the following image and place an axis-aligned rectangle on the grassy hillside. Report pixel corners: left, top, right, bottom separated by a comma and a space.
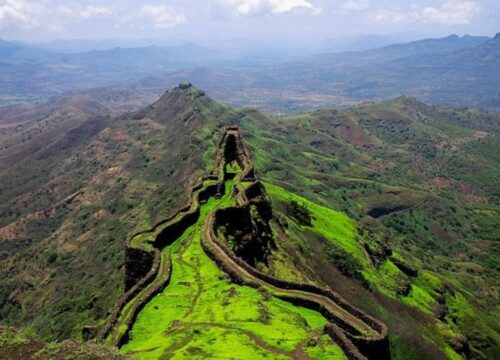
0, 84, 498, 359
120, 180, 344, 359
0, 83, 235, 339
234, 98, 499, 359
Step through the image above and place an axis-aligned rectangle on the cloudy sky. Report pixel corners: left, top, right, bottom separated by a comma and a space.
0, 0, 498, 43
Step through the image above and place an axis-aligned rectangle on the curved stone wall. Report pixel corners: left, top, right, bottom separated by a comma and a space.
94, 125, 390, 360
96, 178, 220, 345
203, 213, 389, 359
202, 127, 390, 360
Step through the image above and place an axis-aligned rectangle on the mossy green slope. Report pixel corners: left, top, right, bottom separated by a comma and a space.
236, 99, 499, 359
120, 181, 345, 359
263, 182, 477, 359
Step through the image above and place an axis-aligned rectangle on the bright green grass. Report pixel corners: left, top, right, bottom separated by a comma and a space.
363, 259, 401, 295
401, 284, 436, 315
264, 182, 454, 321
226, 160, 242, 174
401, 272, 441, 314
304, 335, 347, 359
120, 181, 345, 359
264, 182, 368, 267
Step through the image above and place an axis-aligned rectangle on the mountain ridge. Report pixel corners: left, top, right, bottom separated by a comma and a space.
1, 34, 498, 111
0, 85, 498, 359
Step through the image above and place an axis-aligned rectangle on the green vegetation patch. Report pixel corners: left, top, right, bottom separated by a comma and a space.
120, 181, 344, 359
0, 328, 29, 347
264, 182, 366, 266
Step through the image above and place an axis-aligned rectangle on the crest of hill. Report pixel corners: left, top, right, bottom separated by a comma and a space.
138, 81, 235, 130
0, 82, 236, 340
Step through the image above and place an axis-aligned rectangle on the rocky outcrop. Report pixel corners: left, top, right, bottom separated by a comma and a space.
391, 256, 418, 277
124, 247, 155, 291
213, 126, 255, 182
214, 205, 274, 266
178, 81, 193, 90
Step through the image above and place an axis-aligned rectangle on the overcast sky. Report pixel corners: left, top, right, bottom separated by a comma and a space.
0, 0, 498, 43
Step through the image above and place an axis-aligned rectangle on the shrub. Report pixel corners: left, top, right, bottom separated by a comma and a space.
0, 330, 28, 347
286, 200, 312, 226
325, 243, 366, 285
45, 251, 58, 264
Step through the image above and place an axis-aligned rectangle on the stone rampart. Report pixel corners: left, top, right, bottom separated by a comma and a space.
95, 125, 390, 360
203, 126, 390, 360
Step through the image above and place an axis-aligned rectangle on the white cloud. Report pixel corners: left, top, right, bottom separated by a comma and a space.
0, 1, 185, 34
0, 0, 40, 30
0, 0, 113, 32
369, 8, 409, 23
369, 0, 479, 25
220, 0, 317, 15
340, 0, 370, 12
421, 0, 479, 25
57, 4, 112, 20
269, 0, 314, 13
139, 4, 186, 29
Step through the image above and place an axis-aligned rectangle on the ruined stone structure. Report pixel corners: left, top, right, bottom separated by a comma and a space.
205, 127, 389, 360
93, 126, 390, 360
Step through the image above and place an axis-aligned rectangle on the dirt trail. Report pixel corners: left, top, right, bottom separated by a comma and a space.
160, 321, 312, 360
175, 232, 204, 319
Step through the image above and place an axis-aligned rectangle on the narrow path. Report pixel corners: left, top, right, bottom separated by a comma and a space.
175, 232, 204, 319
160, 321, 312, 360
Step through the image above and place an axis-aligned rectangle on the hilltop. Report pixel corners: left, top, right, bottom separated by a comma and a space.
0, 84, 498, 359
0, 83, 234, 339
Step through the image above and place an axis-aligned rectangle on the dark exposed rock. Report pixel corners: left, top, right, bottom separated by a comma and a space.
448, 335, 471, 359
367, 205, 409, 218
391, 256, 418, 277
124, 247, 155, 291
82, 325, 98, 341
215, 203, 275, 267
396, 281, 411, 296
434, 303, 448, 321
178, 81, 192, 90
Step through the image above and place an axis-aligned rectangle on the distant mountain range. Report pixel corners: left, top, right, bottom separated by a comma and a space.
136, 34, 499, 112
0, 41, 221, 106
332, 34, 490, 59
0, 34, 498, 111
